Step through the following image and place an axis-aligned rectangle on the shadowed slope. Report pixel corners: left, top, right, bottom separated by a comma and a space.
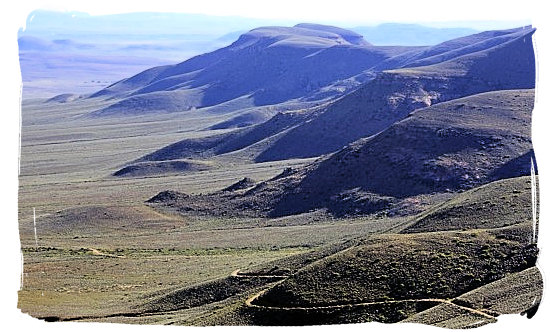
269, 90, 534, 216
147, 90, 535, 218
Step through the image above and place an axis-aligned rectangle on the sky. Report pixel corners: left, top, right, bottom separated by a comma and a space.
2, 1, 550, 332
17, 9, 528, 40
15, 0, 533, 31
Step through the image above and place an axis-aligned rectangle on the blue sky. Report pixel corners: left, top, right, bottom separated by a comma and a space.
19, 7, 530, 37
15, 0, 533, 29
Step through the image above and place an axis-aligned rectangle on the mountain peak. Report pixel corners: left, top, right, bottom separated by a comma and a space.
233, 24, 371, 48
294, 23, 371, 46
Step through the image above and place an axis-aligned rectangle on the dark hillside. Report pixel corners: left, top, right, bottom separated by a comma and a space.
403, 176, 535, 233
269, 90, 534, 216
147, 90, 535, 218
256, 28, 535, 161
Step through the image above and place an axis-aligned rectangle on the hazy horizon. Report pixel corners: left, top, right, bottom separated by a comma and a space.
18, 10, 532, 99
20, 8, 532, 28
20, 9, 530, 38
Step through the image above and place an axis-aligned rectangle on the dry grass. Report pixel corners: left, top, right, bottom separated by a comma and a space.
18, 246, 304, 319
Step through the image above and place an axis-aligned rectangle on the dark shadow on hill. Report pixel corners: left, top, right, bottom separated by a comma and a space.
267, 90, 535, 217
489, 150, 536, 181
113, 160, 213, 177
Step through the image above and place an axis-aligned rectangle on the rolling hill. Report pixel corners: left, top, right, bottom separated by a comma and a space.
402, 176, 535, 234
243, 226, 538, 325
222, 176, 539, 325
231, 177, 542, 325
189, 176, 539, 326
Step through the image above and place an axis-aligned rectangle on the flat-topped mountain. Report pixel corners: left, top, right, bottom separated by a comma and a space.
89, 24, 419, 116
90, 26, 532, 118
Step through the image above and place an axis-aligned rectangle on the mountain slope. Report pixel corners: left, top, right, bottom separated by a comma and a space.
372, 26, 531, 70
134, 26, 535, 165
147, 89, 535, 218
256, 27, 535, 162
89, 24, 419, 116
402, 176, 535, 234
268, 89, 534, 216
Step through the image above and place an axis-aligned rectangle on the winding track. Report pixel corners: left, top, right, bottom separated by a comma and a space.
234, 270, 498, 322
53, 265, 499, 323
52, 238, 501, 324
230, 269, 288, 278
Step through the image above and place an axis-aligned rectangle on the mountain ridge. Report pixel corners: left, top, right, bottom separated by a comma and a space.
88, 24, 419, 116
130, 26, 534, 167
147, 89, 535, 218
